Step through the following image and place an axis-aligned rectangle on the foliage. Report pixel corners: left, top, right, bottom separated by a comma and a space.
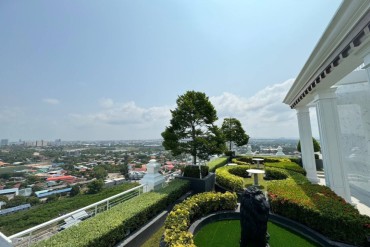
0, 183, 139, 235
33, 180, 190, 247
70, 185, 80, 197
183, 165, 209, 178
93, 166, 108, 180
265, 161, 306, 175
215, 165, 250, 192
163, 191, 237, 247
231, 158, 250, 166
162, 91, 226, 166
297, 137, 321, 153
46, 194, 59, 203
268, 176, 370, 246
206, 157, 228, 172
0, 195, 9, 202
221, 118, 249, 151
87, 179, 104, 194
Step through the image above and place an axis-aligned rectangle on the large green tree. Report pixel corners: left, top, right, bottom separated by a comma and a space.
162, 91, 226, 166
221, 118, 249, 155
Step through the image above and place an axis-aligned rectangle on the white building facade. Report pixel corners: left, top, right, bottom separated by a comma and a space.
284, 0, 370, 206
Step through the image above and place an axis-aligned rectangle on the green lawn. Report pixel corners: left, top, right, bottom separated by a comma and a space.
194, 220, 321, 247
243, 174, 268, 191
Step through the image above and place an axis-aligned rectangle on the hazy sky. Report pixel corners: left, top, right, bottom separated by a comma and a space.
0, 0, 341, 141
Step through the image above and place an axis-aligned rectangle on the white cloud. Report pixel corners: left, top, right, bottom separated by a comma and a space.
71, 101, 172, 126
211, 79, 298, 138
43, 98, 60, 105
99, 98, 114, 108
68, 79, 300, 139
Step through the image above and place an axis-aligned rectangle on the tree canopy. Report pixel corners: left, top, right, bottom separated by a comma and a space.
161, 91, 226, 165
221, 118, 249, 151
297, 137, 321, 153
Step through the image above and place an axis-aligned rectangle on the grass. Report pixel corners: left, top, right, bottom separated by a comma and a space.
207, 157, 228, 172
0, 165, 30, 174
141, 225, 164, 247
243, 174, 268, 191
194, 220, 321, 247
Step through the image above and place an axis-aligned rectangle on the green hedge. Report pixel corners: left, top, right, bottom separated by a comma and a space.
215, 158, 370, 246
268, 170, 370, 246
0, 183, 139, 236
235, 156, 289, 163
33, 180, 190, 247
183, 165, 209, 178
265, 161, 306, 175
163, 191, 237, 247
231, 158, 250, 166
215, 165, 250, 192
207, 157, 228, 172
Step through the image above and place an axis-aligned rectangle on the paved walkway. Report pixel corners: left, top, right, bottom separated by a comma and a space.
317, 171, 370, 217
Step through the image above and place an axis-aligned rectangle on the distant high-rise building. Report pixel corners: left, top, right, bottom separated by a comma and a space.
0, 139, 9, 146
54, 139, 62, 146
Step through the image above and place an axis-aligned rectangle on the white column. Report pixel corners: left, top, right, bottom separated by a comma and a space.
296, 107, 319, 183
314, 89, 351, 202
362, 53, 370, 164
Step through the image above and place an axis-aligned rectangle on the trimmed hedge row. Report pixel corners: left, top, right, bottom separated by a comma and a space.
207, 157, 228, 172
265, 161, 306, 175
183, 165, 209, 178
215, 165, 250, 192
163, 191, 237, 247
268, 169, 370, 246
33, 180, 190, 247
231, 158, 250, 166
215, 159, 370, 246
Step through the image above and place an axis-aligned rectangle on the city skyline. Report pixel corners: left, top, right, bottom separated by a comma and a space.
0, 1, 340, 140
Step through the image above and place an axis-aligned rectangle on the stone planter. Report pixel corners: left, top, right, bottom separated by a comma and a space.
176, 172, 215, 194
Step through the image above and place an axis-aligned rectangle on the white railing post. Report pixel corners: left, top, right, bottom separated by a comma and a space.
9, 184, 145, 246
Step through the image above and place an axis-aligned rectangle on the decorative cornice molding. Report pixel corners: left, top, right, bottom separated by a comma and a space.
284, 1, 370, 109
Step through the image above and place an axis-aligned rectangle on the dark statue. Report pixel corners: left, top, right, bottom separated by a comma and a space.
240, 186, 270, 247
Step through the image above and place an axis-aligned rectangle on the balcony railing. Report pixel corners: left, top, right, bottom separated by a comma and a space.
8, 184, 145, 247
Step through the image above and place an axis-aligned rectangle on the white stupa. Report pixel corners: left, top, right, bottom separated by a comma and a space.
246, 144, 253, 155
276, 146, 285, 156
140, 159, 165, 192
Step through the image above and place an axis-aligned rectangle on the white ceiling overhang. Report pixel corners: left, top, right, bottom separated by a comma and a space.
283, 0, 370, 109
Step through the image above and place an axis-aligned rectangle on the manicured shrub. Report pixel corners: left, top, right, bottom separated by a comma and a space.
215, 165, 249, 192
0, 183, 139, 235
164, 191, 237, 247
231, 158, 250, 166
33, 180, 190, 247
207, 157, 228, 172
289, 157, 302, 167
183, 165, 209, 178
265, 161, 306, 175
268, 175, 370, 246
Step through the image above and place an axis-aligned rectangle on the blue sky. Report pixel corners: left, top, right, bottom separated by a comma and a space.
0, 0, 341, 141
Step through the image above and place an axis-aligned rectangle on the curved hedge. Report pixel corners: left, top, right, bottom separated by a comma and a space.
33, 180, 190, 247
265, 161, 306, 175
215, 157, 370, 246
163, 191, 237, 247
268, 174, 370, 246
215, 165, 250, 192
